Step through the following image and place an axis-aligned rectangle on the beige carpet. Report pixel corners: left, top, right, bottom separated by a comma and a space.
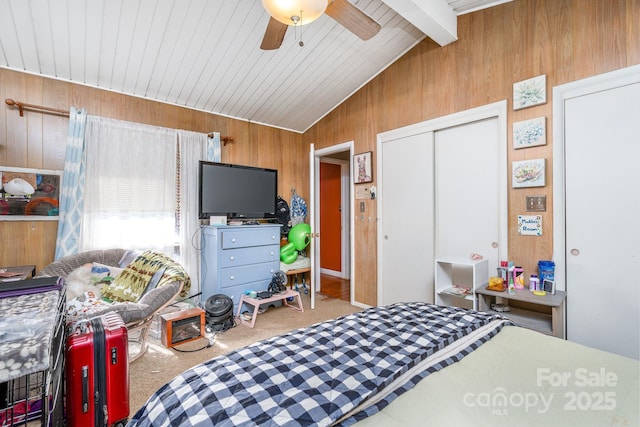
128, 292, 361, 417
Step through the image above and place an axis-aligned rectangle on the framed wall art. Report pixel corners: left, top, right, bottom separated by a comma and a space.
0, 166, 62, 220
512, 158, 545, 188
513, 116, 546, 149
513, 75, 546, 110
354, 151, 373, 184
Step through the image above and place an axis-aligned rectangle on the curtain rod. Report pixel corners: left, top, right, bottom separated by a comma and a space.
6, 98, 234, 143
5, 98, 69, 117
209, 133, 234, 146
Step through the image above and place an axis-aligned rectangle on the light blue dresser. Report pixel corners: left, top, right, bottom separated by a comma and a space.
201, 224, 281, 312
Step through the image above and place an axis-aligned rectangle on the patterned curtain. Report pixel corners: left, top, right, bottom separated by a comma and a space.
54, 107, 87, 259
207, 132, 221, 162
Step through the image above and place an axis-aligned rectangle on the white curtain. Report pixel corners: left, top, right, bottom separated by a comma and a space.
177, 130, 211, 295
81, 116, 178, 253
78, 115, 218, 299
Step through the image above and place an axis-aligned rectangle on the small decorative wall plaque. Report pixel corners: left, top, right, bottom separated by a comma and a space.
512, 158, 545, 188
513, 75, 546, 110
513, 116, 546, 149
518, 215, 542, 236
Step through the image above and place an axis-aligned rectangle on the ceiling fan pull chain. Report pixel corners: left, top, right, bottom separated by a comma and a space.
295, 11, 304, 47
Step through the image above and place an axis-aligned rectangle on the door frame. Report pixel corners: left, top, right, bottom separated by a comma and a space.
376, 101, 508, 305
312, 141, 355, 305
552, 64, 640, 292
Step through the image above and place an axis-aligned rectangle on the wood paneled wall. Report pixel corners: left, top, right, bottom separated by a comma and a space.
305, 0, 640, 306
1, 0, 638, 302
0, 70, 305, 272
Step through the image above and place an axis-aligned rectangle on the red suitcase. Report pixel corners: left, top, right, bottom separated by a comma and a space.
66, 312, 129, 427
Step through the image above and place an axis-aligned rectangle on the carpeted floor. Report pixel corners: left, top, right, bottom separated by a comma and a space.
128, 292, 361, 417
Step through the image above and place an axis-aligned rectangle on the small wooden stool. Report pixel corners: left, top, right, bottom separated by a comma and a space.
237, 289, 304, 328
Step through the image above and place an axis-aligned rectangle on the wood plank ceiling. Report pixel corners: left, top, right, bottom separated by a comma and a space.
0, 0, 509, 133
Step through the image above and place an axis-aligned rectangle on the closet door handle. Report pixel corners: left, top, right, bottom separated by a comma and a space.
570, 248, 580, 256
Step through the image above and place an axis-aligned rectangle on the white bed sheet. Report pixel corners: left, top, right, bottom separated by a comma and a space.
356, 326, 639, 427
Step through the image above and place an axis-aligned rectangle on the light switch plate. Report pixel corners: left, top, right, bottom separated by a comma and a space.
526, 195, 546, 211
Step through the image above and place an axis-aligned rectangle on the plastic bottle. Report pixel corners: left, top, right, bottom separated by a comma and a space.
529, 275, 539, 291
514, 266, 524, 289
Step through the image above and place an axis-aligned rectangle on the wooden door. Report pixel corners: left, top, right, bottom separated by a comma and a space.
319, 162, 342, 273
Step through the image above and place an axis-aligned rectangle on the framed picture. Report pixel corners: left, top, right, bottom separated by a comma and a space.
0, 166, 62, 220
513, 75, 546, 110
512, 158, 545, 188
354, 151, 373, 184
513, 116, 546, 149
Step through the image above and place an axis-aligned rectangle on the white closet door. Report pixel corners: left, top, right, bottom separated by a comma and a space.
377, 102, 507, 307
435, 118, 500, 271
564, 80, 640, 359
378, 132, 435, 305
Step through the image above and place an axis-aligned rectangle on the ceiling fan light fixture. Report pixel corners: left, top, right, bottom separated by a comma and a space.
262, 0, 328, 26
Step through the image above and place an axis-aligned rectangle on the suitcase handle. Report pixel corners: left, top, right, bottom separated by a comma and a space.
81, 365, 89, 413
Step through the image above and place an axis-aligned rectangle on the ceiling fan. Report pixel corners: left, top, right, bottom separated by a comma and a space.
260, 0, 381, 50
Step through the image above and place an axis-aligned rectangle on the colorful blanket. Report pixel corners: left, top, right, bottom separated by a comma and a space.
128, 303, 511, 426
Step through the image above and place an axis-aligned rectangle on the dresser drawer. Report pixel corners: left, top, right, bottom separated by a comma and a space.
220, 245, 279, 268
219, 262, 279, 289
221, 228, 280, 249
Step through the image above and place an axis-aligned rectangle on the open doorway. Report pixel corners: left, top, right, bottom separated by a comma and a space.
312, 143, 353, 304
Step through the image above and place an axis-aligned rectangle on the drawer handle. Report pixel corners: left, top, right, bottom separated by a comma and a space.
229, 275, 235, 281
270, 251, 274, 256
229, 256, 235, 261
231, 238, 236, 243
271, 235, 276, 240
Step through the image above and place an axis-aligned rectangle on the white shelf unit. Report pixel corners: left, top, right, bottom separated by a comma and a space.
434, 256, 489, 310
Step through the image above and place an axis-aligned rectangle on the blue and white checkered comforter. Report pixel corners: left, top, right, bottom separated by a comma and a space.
128, 303, 511, 426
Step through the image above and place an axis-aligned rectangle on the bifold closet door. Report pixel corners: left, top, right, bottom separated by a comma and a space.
564, 79, 640, 359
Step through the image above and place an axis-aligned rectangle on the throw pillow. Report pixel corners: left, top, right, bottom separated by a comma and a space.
102, 250, 187, 303
90, 262, 124, 285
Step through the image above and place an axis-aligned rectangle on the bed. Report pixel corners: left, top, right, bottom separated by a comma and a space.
128, 302, 639, 426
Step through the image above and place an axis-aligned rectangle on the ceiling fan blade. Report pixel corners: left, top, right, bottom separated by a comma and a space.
325, 0, 381, 41
261, 17, 288, 50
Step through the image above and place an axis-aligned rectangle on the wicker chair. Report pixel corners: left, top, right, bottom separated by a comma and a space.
37, 249, 185, 362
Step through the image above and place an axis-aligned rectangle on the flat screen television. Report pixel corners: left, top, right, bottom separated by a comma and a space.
198, 161, 278, 220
